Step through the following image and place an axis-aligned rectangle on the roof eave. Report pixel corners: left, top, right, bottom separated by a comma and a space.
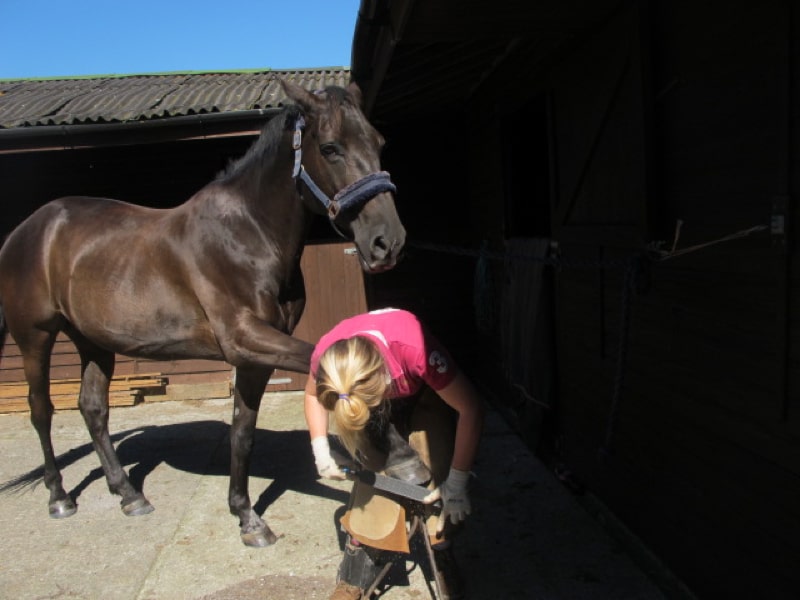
351, 0, 416, 117
0, 108, 283, 154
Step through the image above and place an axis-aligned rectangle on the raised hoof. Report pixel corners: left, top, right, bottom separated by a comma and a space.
241, 528, 279, 547
49, 498, 77, 519
122, 497, 155, 516
385, 457, 431, 486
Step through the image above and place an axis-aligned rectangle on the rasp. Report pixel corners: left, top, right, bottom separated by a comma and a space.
342, 466, 431, 503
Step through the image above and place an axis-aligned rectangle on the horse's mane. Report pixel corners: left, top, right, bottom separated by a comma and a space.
216, 104, 302, 183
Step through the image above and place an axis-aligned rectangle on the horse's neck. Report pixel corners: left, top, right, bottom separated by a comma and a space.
240, 134, 313, 259
184, 130, 313, 267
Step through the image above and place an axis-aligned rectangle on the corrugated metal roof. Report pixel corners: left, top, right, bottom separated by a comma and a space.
0, 69, 351, 129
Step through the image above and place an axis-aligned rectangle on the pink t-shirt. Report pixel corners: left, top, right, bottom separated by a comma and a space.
310, 308, 458, 398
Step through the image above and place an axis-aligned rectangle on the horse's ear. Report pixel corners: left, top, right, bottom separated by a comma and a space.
280, 78, 324, 114
346, 81, 363, 107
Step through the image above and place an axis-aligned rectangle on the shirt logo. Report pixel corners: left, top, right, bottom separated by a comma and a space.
428, 350, 449, 374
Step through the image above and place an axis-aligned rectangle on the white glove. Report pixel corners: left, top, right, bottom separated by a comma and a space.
423, 467, 472, 533
311, 436, 346, 480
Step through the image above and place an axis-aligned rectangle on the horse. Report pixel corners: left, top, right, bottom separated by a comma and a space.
0, 78, 406, 547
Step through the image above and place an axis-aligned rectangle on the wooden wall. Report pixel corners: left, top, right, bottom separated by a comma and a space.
593, 4, 797, 596
370, 0, 800, 597
513, 2, 796, 597
268, 240, 369, 391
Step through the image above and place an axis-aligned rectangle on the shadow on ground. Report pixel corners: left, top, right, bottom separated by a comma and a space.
0, 420, 350, 519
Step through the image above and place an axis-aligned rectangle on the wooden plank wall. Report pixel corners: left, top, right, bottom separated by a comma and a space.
383, 1, 800, 597
0, 335, 231, 386
0, 336, 231, 387
540, 2, 799, 598
268, 240, 369, 391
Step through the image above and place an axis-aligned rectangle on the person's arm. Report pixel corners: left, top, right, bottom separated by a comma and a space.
304, 374, 329, 439
423, 370, 485, 533
304, 374, 345, 480
436, 372, 484, 472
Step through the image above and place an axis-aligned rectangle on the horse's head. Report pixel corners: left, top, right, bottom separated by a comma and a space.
281, 79, 406, 274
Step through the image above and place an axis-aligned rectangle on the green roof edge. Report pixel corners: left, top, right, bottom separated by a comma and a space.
0, 65, 351, 84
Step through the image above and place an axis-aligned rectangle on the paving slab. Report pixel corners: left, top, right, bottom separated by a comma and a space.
0, 392, 675, 599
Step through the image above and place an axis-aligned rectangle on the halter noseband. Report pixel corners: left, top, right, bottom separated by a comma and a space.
292, 116, 396, 225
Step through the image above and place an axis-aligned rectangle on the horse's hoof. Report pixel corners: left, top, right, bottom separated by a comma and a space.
385, 457, 431, 486
241, 528, 279, 547
122, 497, 155, 516
49, 499, 77, 519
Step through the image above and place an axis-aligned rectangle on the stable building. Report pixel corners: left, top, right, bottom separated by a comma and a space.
348, 1, 800, 598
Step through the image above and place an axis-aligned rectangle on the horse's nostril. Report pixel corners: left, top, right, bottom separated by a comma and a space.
371, 235, 389, 259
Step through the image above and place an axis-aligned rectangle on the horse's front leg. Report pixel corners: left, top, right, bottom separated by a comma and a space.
221, 313, 314, 374
229, 365, 276, 547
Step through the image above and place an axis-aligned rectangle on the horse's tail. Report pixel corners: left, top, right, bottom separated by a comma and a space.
0, 299, 37, 495
0, 465, 44, 495
0, 300, 40, 495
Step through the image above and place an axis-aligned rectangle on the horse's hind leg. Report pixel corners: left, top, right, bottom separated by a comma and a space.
74, 339, 154, 516
21, 331, 77, 518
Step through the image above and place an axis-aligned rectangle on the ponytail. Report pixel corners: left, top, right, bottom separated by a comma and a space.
316, 336, 388, 456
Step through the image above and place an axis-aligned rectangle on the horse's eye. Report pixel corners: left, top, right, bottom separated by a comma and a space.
320, 143, 341, 158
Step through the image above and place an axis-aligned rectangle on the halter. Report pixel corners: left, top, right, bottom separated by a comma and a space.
292, 116, 396, 232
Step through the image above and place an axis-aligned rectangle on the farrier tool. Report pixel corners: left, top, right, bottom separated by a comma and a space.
341, 466, 432, 503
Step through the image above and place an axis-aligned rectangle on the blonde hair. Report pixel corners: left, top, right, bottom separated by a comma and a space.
316, 336, 389, 457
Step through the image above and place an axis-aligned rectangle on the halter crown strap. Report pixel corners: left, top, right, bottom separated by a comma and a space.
292, 116, 396, 222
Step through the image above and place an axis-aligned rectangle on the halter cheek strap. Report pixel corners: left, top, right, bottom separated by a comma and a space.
292, 116, 397, 224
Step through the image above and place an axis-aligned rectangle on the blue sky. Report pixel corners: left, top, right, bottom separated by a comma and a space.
1, 0, 362, 79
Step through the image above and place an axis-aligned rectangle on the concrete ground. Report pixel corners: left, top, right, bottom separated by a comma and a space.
0, 392, 682, 600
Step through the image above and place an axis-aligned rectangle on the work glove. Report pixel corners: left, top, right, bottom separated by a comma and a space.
423, 467, 472, 534
310, 436, 346, 481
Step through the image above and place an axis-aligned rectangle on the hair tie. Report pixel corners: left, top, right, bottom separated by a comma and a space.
338, 393, 351, 403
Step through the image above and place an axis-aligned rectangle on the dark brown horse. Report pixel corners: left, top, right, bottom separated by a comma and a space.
0, 79, 405, 547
